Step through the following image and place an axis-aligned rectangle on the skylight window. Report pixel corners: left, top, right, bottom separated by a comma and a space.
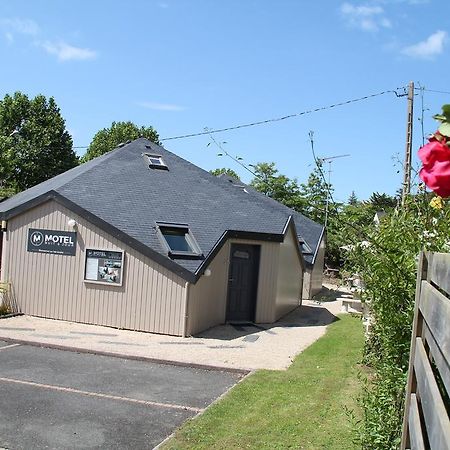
156, 222, 202, 258
144, 153, 168, 170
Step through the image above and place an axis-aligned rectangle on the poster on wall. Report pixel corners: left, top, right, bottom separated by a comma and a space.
84, 249, 124, 285
27, 228, 77, 256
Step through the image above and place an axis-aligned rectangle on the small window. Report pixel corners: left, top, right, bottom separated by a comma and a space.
156, 222, 202, 258
233, 250, 249, 259
144, 153, 168, 170
299, 239, 312, 254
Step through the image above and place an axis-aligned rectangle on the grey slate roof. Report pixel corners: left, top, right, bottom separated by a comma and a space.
217, 174, 324, 266
0, 138, 324, 280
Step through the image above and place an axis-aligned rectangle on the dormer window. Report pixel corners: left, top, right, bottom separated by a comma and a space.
144, 153, 168, 170
156, 222, 202, 258
299, 239, 312, 254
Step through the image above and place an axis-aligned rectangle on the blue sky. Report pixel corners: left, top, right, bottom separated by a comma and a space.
1, 0, 449, 202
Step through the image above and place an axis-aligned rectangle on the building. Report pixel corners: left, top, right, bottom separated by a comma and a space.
0, 138, 324, 336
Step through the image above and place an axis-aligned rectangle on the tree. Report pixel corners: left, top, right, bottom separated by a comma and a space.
299, 162, 331, 224
367, 192, 398, 210
0, 92, 78, 194
210, 167, 240, 180
83, 121, 160, 162
348, 190, 358, 205
249, 162, 306, 211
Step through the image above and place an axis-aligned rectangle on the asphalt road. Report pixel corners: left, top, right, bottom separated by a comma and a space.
0, 341, 242, 449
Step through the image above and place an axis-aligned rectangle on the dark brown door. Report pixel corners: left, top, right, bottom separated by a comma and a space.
226, 244, 260, 322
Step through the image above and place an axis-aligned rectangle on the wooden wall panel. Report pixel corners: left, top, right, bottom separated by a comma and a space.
2, 200, 186, 336
275, 225, 303, 320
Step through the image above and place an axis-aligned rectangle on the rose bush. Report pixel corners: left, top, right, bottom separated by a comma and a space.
418, 105, 450, 197
419, 139, 450, 197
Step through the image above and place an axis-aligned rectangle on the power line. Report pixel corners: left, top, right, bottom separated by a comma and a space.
415, 87, 450, 95
72, 86, 408, 149
160, 89, 403, 141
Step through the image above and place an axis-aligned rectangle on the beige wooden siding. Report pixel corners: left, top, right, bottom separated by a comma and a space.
310, 238, 325, 295
2, 200, 186, 336
186, 240, 230, 335
274, 225, 303, 319
302, 237, 325, 300
252, 240, 279, 323
303, 269, 312, 300
186, 238, 280, 334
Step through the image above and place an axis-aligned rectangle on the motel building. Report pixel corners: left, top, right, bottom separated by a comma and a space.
0, 139, 324, 336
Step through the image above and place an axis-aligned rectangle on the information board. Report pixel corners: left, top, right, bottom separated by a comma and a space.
84, 249, 124, 285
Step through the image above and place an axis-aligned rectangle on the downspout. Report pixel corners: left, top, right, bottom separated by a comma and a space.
182, 281, 190, 337
299, 268, 304, 307
0, 221, 8, 283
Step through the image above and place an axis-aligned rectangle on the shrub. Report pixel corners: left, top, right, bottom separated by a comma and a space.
347, 193, 450, 449
0, 282, 11, 316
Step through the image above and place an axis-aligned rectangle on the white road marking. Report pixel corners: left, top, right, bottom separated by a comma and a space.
0, 376, 203, 413
0, 344, 20, 351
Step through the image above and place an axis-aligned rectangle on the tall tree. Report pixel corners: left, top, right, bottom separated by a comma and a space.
299, 162, 331, 224
83, 121, 160, 162
348, 190, 358, 205
0, 92, 77, 194
249, 162, 306, 211
210, 167, 240, 180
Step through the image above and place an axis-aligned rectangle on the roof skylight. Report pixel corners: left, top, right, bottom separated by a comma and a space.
144, 153, 168, 170
156, 222, 202, 258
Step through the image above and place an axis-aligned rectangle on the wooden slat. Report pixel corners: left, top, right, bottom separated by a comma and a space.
423, 321, 450, 396
420, 281, 450, 365
428, 252, 450, 296
401, 252, 427, 450
414, 338, 450, 450
408, 394, 426, 450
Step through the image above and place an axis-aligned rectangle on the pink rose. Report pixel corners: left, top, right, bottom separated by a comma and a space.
419, 138, 450, 198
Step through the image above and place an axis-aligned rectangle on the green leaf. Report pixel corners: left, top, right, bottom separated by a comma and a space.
438, 122, 450, 137
433, 114, 447, 122
442, 104, 450, 115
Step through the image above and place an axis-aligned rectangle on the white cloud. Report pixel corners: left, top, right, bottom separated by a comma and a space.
0, 17, 97, 62
402, 30, 447, 59
0, 17, 40, 43
40, 40, 97, 61
340, 2, 391, 32
137, 101, 185, 111
0, 17, 40, 36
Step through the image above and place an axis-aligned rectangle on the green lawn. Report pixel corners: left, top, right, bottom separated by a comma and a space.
162, 314, 364, 450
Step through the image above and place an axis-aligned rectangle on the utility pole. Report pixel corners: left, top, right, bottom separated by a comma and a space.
402, 81, 414, 206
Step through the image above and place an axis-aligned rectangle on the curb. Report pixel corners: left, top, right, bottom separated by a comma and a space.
0, 336, 250, 376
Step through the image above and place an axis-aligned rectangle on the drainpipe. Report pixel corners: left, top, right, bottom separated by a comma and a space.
182, 281, 190, 337
299, 271, 304, 307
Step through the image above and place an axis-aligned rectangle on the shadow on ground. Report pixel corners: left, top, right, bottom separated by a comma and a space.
312, 284, 350, 303
195, 303, 338, 341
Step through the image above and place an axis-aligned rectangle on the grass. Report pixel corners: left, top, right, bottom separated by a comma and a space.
162, 314, 364, 450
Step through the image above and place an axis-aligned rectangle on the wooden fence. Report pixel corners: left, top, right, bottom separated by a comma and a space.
401, 252, 450, 450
